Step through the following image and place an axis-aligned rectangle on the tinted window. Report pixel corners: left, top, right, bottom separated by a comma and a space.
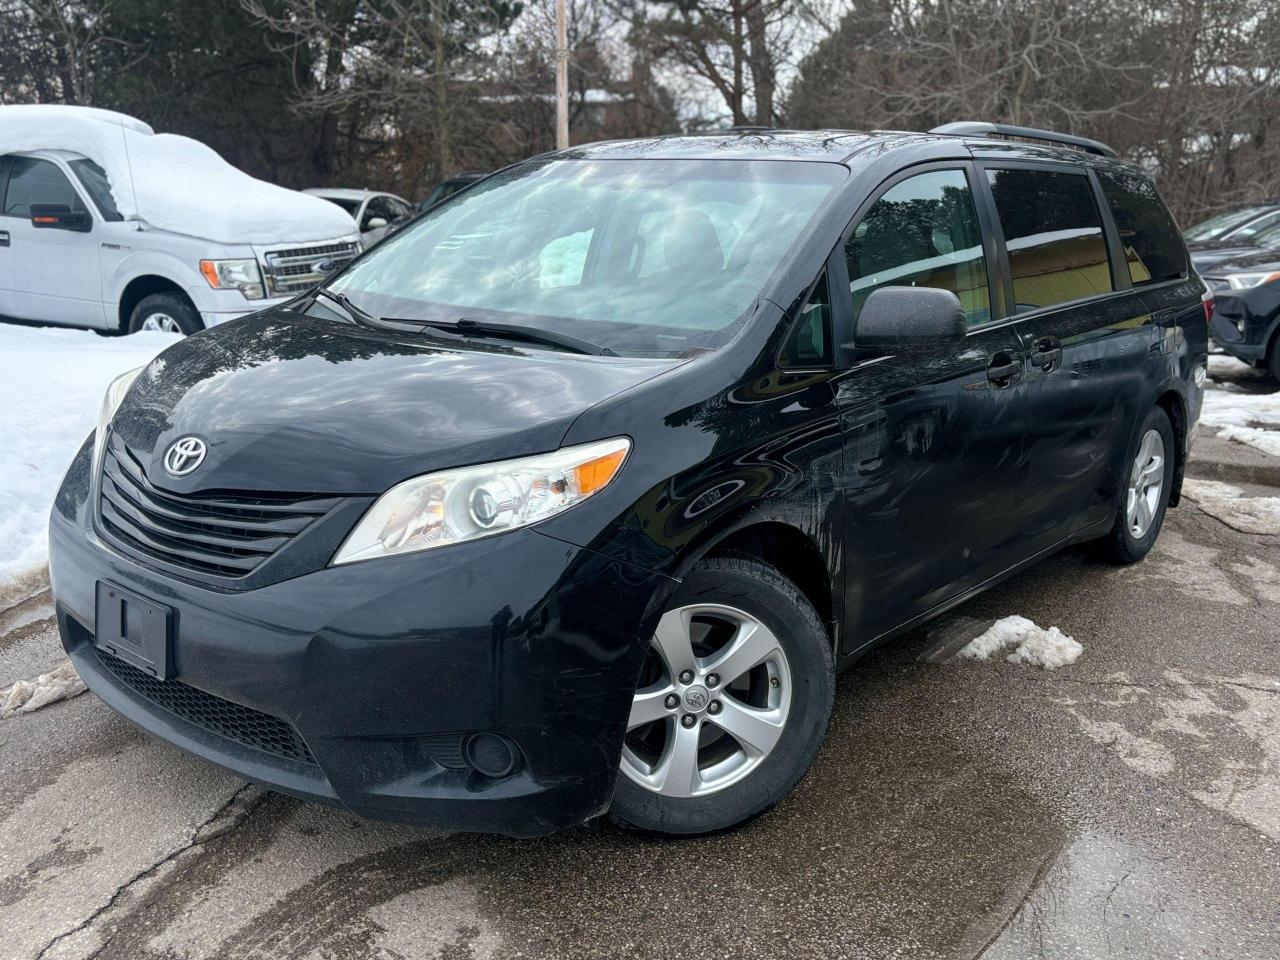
781, 272, 831, 366
987, 168, 1112, 311
3, 156, 85, 217
1096, 170, 1189, 286
69, 158, 121, 220
845, 168, 991, 326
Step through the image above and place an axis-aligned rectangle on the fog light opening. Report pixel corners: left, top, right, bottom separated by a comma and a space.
463, 732, 522, 778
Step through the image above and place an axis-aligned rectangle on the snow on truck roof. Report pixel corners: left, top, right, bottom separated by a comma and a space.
0, 105, 355, 245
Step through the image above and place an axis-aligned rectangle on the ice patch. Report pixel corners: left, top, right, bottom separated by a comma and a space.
1, 659, 86, 717
1181, 478, 1280, 536
956, 615, 1083, 670
0, 105, 356, 245
1199, 389, 1280, 458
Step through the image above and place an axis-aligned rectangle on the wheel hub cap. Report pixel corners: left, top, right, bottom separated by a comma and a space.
621, 603, 792, 798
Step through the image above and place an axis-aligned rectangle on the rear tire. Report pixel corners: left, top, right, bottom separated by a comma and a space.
1098, 406, 1175, 564
609, 557, 835, 835
1266, 336, 1280, 383
127, 292, 203, 335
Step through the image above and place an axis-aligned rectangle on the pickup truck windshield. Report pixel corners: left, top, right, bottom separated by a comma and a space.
328, 159, 845, 358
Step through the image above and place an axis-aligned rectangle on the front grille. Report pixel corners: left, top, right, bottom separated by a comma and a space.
95, 646, 315, 764
98, 441, 342, 579
262, 241, 358, 295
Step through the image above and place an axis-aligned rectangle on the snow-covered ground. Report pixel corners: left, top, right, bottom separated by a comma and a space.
957, 615, 1084, 669
1202, 354, 1280, 457
1181, 479, 1280, 536
0, 323, 179, 609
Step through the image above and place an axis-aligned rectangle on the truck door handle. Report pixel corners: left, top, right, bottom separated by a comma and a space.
1030, 337, 1062, 371
987, 352, 1022, 387
0, 230, 9, 247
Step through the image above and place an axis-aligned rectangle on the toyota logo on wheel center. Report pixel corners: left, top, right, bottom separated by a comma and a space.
163, 436, 207, 477
682, 685, 710, 711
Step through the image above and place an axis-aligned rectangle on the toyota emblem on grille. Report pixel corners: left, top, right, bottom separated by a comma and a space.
163, 436, 207, 477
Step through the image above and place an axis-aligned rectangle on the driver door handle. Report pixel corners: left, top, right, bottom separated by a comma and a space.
1030, 336, 1062, 371
986, 352, 1022, 388
0, 230, 9, 247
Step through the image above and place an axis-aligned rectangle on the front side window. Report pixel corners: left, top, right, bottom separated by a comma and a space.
1096, 170, 1188, 287
69, 158, 122, 221
3, 156, 85, 217
845, 168, 991, 326
987, 167, 1112, 312
330, 159, 845, 358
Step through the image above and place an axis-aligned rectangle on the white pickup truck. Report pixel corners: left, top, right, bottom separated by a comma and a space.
0, 106, 360, 334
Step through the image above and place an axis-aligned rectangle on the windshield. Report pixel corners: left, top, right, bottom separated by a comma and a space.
321, 196, 361, 217
1184, 206, 1271, 242
1226, 209, 1280, 244
329, 159, 845, 358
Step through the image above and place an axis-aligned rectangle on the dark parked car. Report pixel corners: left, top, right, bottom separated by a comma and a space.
51, 123, 1207, 837
1189, 217, 1280, 273
417, 171, 486, 213
1202, 254, 1280, 378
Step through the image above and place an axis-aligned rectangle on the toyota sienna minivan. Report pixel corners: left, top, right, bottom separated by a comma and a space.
50, 124, 1208, 836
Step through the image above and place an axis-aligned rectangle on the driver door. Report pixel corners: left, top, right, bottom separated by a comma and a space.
0, 155, 103, 326
832, 163, 1031, 652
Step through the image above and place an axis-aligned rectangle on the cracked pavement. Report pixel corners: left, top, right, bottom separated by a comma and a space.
3, 487, 1280, 958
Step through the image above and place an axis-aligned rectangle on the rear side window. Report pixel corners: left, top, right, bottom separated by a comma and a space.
1096, 171, 1188, 286
845, 168, 991, 326
2, 156, 86, 217
986, 167, 1112, 312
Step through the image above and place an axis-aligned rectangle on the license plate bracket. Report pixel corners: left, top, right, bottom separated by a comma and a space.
94, 581, 174, 680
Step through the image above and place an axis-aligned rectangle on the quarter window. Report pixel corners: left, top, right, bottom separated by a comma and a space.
3, 156, 86, 218
1095, 170, 1188, 286
986, 167, 1112, 312
845, 169, 991, 327
781, 271, 832, 366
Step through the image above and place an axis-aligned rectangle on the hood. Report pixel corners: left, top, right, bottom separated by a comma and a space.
1190, 244, 1262, 271
110, 310, 673, 495
1203, 249, 1280, 276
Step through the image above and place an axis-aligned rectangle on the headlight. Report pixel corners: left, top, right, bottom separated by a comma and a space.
91, 366, 144, 476
1225, 271, 1280, 290
199, 258, 265, 299
333, 437, 631, 565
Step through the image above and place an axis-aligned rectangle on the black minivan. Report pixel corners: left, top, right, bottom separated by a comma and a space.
50, 123, 1208, 836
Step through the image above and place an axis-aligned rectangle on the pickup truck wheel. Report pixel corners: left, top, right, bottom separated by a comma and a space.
610, 557, 835, 835
128, 292, 203, 336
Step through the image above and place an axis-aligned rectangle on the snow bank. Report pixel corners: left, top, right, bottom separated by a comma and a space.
1, 659, 86, 717
0, 323, 179, 608
1200, 389, 1280, 458
1182, 479, 1280, 536
956, 615, 1083, 669
0, 105, 355, 245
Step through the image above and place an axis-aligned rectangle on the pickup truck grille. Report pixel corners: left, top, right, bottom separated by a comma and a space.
261, 241, 358, 296
97, 440, 342, 579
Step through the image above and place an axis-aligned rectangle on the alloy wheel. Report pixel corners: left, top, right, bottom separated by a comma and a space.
140, 312, 181, 333
621, 603, 791, 798
1126, 428, 1165, 538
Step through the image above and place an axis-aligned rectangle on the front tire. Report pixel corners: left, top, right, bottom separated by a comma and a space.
127, 292, 203, 335
1099, 406, 1175, 564
609, 557, 835, 835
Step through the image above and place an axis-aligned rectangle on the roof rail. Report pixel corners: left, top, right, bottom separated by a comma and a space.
928, 121, 1117, 159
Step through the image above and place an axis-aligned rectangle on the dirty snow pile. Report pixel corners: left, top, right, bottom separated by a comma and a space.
1200, 388, 1280, 458
1181, 479, 1280, 536
0, 324, 179, 609
0, 659, 86, 717
0, 104, 355, 244
956, 615, 1083, 669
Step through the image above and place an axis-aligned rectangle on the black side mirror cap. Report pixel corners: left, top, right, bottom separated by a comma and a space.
31, 203, 92, 233
850, 286, 966, 354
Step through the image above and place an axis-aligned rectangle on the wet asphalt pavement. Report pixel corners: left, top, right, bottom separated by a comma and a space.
3, 472, 1280, 958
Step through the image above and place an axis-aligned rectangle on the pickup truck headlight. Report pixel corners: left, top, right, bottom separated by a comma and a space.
333, 437, 630, 565
1225, 271, 1280, 291
199, 258, 265, 299
91, 366, 144, 477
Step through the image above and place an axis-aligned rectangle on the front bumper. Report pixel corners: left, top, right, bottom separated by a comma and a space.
50, 444, 672, 836
1210, 311, 1265, 362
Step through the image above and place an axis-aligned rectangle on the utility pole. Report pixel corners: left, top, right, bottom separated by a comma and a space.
555, 0, 569, 149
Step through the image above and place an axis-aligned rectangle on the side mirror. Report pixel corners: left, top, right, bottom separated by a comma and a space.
365, 216, 388, 230
31, 203, 91, 233
852, 286, 966, 353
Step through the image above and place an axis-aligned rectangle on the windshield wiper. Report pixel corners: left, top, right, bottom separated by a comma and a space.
422, 318, 617, 357
313, 287, 381, 327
